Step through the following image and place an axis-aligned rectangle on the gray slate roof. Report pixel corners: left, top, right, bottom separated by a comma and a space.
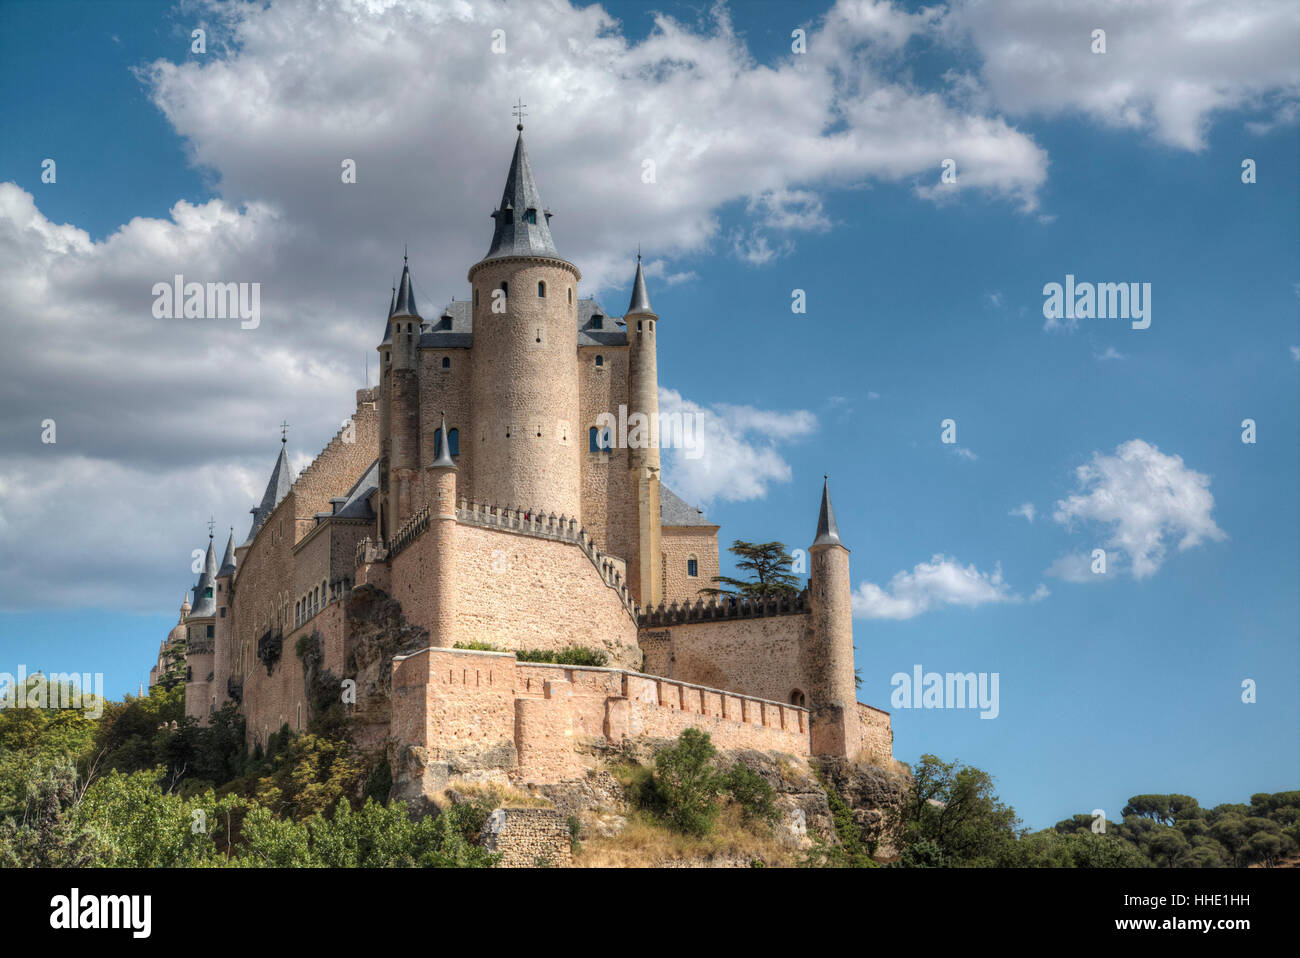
416, 297, 628, 350
217, 529, 236, 578
245, 442, 294, 544
813, 478, 843, 547
188, 536, 218, 619
479, 133, 567, 266
332, 458, 379, 519
661, 485, 714, 527
626, 256, 653, 315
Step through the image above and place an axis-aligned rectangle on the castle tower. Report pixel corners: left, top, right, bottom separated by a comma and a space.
424, 413, 459, 648
211, 528, 237, 711
376, 283, 396, 541
806, 479, 862, 758
184, 531, 219, 721
625, 254, 663, 608
384, 259, 423, 533
468, 125, 582, 522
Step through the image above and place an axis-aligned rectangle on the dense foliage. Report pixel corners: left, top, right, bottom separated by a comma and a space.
0, 675, 495, 867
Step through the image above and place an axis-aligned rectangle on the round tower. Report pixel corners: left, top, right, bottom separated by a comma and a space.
211, 528, 237, 711
625, 254, 663, 608
386, 260, 423, 532
806, 478, 862, 758
424, 413, 459, 649
468, 127, 582, 522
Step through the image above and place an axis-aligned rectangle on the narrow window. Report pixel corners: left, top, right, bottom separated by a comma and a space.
589, 427, 599, 453
687, 557, 698, 577
501, 281, 508, 297
220, 607, 226, 618
568, 288, 572, 304
538, 281, 546, 297
207, 624, 214, 638
637, 320, 643, 331
449, 428, 459, 456
790, 689, 806, 707
442, 356, 450, 369
525, 208, 537, 224
595, 354, 604, 367
600, 428, 612, 451
204, 586, 213, 599
474, 289, 479, 307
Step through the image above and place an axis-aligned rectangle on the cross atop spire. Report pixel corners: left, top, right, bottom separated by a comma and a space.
478, 127, 565, 266
279, 420, 290, 444
207, 515, 215, 538
513, 97, 527, 131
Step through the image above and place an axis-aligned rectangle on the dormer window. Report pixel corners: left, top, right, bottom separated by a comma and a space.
525, 208, 537, 224
591, 315, 603, 330
502, 205, 514, 224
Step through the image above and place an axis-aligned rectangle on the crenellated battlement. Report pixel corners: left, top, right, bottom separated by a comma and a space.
638, 589, 810, 628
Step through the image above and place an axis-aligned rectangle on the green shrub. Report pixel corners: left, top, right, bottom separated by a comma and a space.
653, 728, 722, 836
723, 763, 779, 826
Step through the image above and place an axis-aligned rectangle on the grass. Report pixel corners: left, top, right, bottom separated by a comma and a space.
573, 805, 793, 868
434, 781, 555, 810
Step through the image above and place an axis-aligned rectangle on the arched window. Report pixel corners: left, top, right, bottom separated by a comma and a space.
595, 354, 604, 367
687, 556, 698, 577
434, 427, 460, 458
500, 281, 508, 298
441, 356, 450, 369
538, 281, 546, 297
589, 427, 600, 453
790, 689, 806, 707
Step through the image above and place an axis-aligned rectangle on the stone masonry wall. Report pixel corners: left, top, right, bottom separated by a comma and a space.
856, 702, 894, 765
481, 807, 573, 868
660, 524, 720, 606
389, 520, 642, 668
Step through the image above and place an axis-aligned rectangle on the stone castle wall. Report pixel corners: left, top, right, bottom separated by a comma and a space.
389, 511, 643, 669
660, 524, 720, 606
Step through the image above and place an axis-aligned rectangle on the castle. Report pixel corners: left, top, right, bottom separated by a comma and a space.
147, 125, 892, 801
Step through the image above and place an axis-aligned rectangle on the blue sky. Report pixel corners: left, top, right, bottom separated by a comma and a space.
0, 0, 1296, 830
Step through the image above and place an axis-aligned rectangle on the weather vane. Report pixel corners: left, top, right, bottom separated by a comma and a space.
207, 515, 215, 538
280, 420, 290, 444
513, 97, 527, 131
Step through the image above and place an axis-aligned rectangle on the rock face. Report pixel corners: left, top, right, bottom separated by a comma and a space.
346, 585, 427, 745
814, 756, 912, 857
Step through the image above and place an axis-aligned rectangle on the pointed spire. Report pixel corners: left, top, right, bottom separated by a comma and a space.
813, 476, 844, 548
480, 131, 564, 264
179, 593, 191, 620
626, 251, 654, 316
431, 411, 456, 470
218, 528, 237, 578
189, 532, 219, 618
244, 439, 295, 544
381, 279, 397, 345
391, 259, 421, 320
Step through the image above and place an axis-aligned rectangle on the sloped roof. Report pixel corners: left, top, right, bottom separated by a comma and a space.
661, 485, 713, 527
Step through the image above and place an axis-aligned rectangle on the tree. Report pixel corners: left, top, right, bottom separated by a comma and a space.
653, 728, 722, 835
1122, 794, 1200, 826
892, 754, 1022, 867
699, 540, 801, 598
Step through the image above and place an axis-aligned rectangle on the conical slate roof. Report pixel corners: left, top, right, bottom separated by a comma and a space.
381, 283, 396, 345
217, 529, 236, 578
430, 412, 456, 470
188, 535, 218, 618
391, 261, 420, 320
812, 477, 844, 548
479, 132, 564, 264
245, 441, 294, 544
626, 254, 654, 316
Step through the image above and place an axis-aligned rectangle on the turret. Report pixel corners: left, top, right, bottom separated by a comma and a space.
243, 437, 294, 547
806, 479, 862, 758
377, 283, 395, 541
184, 530, 219, 723
211, 528, 237, 712
469, 125, 582, 522
625, 253, 662, 608
384, 257, 424, 531
424, 412, 459, 649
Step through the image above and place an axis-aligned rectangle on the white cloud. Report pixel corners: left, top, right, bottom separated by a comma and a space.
1009, 502, 1036, 522
1095, 346, 1128, 361
1290, 345, 1300, 361
1044, 551, 1113, 583
852, 554, 1021, 620
941, 0, 1300, 151
1030, 583, 1050, 602
1051, 439, 1226, 579
953, 446, 978, 461
658, 387, 816, 506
